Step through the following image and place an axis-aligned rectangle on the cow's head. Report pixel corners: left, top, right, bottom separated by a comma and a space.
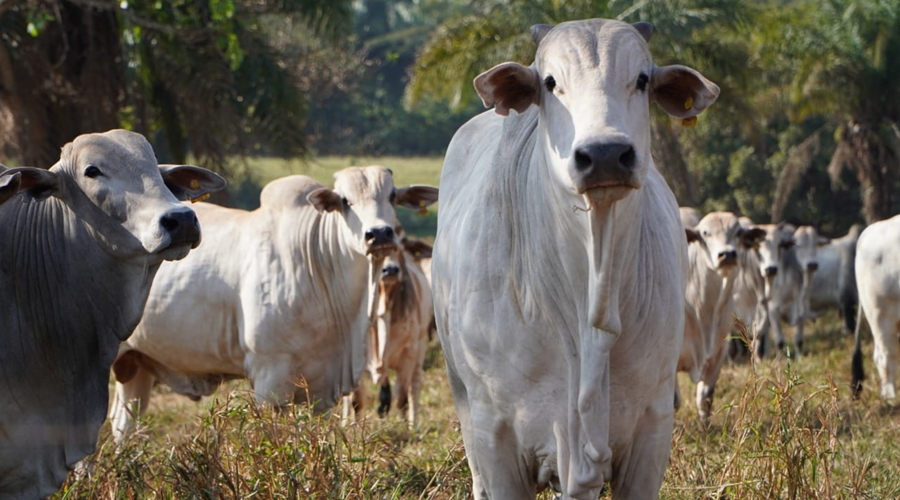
687, 212, 765, 273
381, 230, 434, 287
307, 167, 438, 259
474, 19, 719, 206
753, 223, 796, 281
792, 225, 827, 275
0, 130, 226, 262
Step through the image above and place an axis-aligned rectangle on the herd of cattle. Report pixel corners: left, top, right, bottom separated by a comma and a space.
1, 17, 900, 500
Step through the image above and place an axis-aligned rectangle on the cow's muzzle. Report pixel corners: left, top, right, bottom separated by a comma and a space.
381, 263, 401, 284
717, 249, 738, 268
807, 261, 819, 272
572, 142, 640, 192
160, 210, 201, 249
366, 225, 397, 258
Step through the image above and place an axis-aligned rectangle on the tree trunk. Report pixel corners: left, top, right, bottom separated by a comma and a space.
0, 1, 123, 167
846, 119, 896, 223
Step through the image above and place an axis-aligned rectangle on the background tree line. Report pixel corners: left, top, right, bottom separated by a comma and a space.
2, 0, 899, 233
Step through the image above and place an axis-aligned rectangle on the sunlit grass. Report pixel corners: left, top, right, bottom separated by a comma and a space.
55, 312, 900, 499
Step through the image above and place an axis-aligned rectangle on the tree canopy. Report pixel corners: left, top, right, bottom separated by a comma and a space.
0, 0, 352, 169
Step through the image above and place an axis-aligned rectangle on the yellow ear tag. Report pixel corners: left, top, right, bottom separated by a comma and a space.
682, 116, 698, 127
189, 179, 201, 190
190, 193, 211, 203
418, 208, 429, 216
419, 200, 427, 207
684, 97, 693, 110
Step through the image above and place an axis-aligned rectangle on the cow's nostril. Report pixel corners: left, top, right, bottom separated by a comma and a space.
619, 147, 636, 169
160, 216, 179, 232
718, 250, 737, 261
365, 230, 375, 241
765, 266, 778, 277
808, 262, 819, 272
382, 265, 400, 277
574, 149, 592, 171
384, 226, 395, 240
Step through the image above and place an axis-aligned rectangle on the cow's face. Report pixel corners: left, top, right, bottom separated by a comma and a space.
307, 167, 439, 259
754, 223, 795, 281
473, 19, 719, 206
688, 212, 764, 273
0, 130, 226, 262
792, 225, 825, 276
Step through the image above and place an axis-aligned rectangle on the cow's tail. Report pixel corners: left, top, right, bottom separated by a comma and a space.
851, 300, 865, 400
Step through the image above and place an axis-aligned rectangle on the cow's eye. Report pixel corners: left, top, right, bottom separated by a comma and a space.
84, 165, 103, 178
544, 75, 556, 92
636, 73, 649, 92
341, 196, 351, 208
389, 191, 396, 204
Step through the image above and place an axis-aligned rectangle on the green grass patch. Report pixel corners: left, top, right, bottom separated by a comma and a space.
54, 313, 900, 499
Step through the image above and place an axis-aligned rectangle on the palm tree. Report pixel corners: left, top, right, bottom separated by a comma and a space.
0, 0, 352, 169
772, 0, 900, 223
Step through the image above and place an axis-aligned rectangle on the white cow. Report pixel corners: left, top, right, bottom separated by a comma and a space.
357, 236, 434, 426
680, 212, 764, 420
109, 168, 438, 442
809, 224, 861, 335
731, 216, 772, 360
852, 217, 900, 399
751, 223, 812, 356
0, 130, 224, 499
433, 19, 718, 499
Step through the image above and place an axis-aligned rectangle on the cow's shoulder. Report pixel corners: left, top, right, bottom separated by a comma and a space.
259, 175, 325, 211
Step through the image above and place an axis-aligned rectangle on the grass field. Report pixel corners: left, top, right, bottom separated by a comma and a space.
225, 156, 445, 240
54, 311, 900, 499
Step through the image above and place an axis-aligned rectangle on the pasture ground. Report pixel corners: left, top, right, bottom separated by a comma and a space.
56, 311, 900, 499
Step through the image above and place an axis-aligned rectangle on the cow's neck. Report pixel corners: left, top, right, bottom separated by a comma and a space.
0, 197, 159, 465
288, 209, 377, 397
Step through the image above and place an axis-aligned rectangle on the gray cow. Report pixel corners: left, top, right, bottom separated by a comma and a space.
0, 130, 225, 499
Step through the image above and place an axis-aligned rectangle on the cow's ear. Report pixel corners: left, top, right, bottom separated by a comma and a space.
633, 22, 653, 42
817, 236, 831, 246
403, 239, 433, 259
159, 165, 227, 203
650, 65, 720, 119
531, 24, 553, 45
307, 188, 343, 213
112, 351, 141, 384
685, 228, 702, 244
474, 62, 540, 116
0, 172, 22, 206
1, 167, 59, 201
394, 185, 439, 210
739, 227, 767, 248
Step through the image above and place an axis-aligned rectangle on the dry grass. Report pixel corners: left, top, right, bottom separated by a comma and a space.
54, 312, 900, 499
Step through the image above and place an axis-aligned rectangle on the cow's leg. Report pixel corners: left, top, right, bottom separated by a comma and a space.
871, 307, 900, 400
610, 393, 674, 500
769, 304, 786, 355
696, 345, 729, 422
752, 300, 771, 359
467, 405, 536, 499
443, 355, 489, 499
378, 380, 392, 418
394, 360, 424, 427
109, 367, 156, 444
247, 354, 304, 407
